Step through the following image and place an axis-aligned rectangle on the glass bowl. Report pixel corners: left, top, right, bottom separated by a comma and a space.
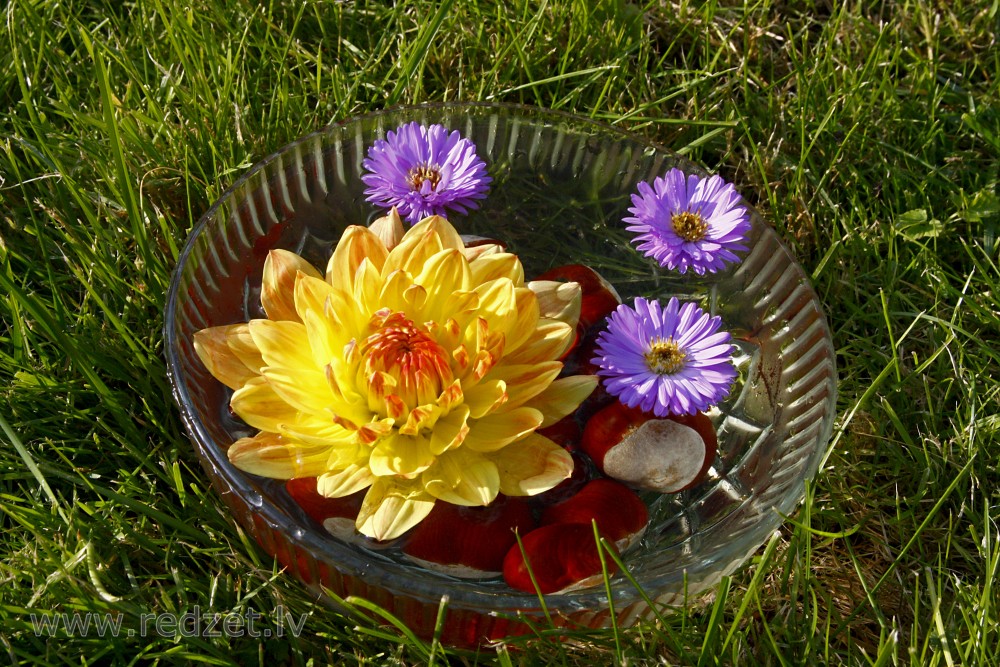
164, 103, 837, 648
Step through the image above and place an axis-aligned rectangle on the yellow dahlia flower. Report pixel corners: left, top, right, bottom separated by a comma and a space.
194, 212, 597, 540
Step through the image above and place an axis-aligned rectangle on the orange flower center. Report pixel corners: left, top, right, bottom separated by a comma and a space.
644, 338, 687, 375
407, 164, 442, 192
671, 211, 708, 242
362, 311, 453, 411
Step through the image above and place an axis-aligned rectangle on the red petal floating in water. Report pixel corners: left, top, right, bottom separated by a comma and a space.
539, 478, 648, 548
403, 496, 536, 578
503, 523, 617, 594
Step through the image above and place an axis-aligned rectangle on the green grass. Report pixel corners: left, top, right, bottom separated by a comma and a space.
1, 0, 998, 664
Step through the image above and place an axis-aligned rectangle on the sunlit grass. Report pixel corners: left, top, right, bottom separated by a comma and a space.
1, 0, 998, 664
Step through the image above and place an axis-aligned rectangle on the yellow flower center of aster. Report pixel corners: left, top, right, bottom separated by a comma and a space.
644, 338, 687, 375
671, 211, 708, 242
407, 164, 442, 192
361, 310, 453, 413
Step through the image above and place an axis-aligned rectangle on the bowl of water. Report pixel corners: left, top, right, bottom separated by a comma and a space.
164, 102, 837, 648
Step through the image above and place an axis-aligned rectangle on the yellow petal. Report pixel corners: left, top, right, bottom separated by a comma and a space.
230, 376, 300, 432
227, 431, 331, 479
368, 207, 405, 250
531, 375, 599, 427
325, 225, 389, 292
358, 417, 395, 445
422, 450, 499, 506
261, 365, 333, 413
470, 348, 500, 383
502, 287, 541, 353
356, 478, 436, 540
414, 249, 472, 322
277, 422, 360, 464
462, 278, 517, 366
461, 242, 504, 262
408, 215, 465, 250
298, 281, 370, 370
484, 362, 562, 412
461, 378, 508, 418
297, 275, 369, 343
431, 318, 463, 359
262, 249, 322, 321
383, 394, 406, 420
459, 318, 506, 386
428, 404, 470, 455
194, 325, 259, 390
225, 324, 266, 374
377, 269, 417, 317
435, 379, 464, 413
504, 320, 576, 365
331, 412, 360, 432
382, 222, 446, 278
468, 252, 524, 286
303, 308, 340, 370
352, 257, 384, 316
326, 289, 371, 342
471, 279, 517, 343
415, 248, 470, 291
365, 366, 396, 396
527, 280, 582, 327
490, 433, 574, 496
316, 464, 374, 497
294, 272, 336, 322
248, 319, 315, 371
327, 358, 366, 409
464, 406, 543, 452
398, 403, 443, 436
433, 291, 481, 335
368, 432, 435, 479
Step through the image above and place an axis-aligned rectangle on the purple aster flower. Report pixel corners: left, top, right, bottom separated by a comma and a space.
625, 168, 751, 275
361, 122, 492, 224
591, 297, 737, 417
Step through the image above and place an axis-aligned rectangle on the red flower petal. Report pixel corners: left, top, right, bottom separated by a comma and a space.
503, 523, 617, 594
540, 478, 648, 547
402, 496, 536, 578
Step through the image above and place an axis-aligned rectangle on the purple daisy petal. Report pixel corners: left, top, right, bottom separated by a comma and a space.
591, 296, 737, 417
361, 122, 492, 224
624, 168, 751, 275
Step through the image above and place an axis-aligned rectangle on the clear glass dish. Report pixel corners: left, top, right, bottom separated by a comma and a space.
164, 103, 837, 648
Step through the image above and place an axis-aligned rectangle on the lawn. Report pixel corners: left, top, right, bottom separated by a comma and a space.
1, 0, 998, 664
